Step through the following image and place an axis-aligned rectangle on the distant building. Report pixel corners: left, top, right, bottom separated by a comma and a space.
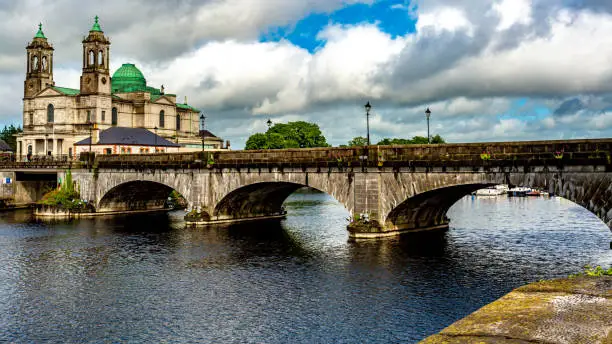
0, 139, 13, 153
74, 127, 181, 155
15, 17, 226, 158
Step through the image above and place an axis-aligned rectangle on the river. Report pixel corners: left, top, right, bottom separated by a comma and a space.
1, 194, 611, 343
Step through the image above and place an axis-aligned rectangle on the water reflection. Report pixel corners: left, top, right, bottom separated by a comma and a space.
0, 194, 610, 343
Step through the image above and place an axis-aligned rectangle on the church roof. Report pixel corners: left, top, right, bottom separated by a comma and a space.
74, 127, 180, 147
52, 86, 79, 95
176, 103, 200, 112
111, 63, 147, 93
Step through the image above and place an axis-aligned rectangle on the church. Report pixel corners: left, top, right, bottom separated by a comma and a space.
16, 17, 225, 158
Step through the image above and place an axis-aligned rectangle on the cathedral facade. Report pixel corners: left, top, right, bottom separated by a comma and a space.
16, 17, 223, 158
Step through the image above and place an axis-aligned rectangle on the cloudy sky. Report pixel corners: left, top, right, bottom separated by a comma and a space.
2, 0, 612, 148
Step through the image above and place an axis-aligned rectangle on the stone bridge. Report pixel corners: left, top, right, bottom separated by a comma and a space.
50, 138, 612, 239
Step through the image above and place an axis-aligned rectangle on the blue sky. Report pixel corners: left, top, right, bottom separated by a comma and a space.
260, 0, 417, 52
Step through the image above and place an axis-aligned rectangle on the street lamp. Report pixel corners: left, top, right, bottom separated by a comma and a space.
154, 126, 158, 152
425, 107, 431, 144
199, 114, 207, 153
364, 101, 372, 146
267, 118, 272, 129
87, 120, 93, 155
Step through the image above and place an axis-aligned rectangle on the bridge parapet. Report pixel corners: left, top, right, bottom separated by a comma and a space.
92, 139, 612, 171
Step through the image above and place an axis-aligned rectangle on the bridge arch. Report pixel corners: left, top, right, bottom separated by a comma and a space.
383, 183, 494, 231
209, 179, 352, 223
97, 180, 186, 213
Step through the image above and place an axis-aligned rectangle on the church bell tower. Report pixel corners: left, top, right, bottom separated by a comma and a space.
24, 23, 54, 98
80, 16, 111, 95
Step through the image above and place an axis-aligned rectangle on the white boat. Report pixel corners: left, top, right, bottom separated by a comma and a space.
476, 186, 505, 196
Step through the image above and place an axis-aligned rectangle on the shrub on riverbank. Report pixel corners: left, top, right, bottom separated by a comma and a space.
570, 265, 612, 278
39, 170, 90, 211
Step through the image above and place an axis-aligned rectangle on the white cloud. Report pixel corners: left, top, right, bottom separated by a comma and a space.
492, 0, 533, 31
416, 7, 474, 35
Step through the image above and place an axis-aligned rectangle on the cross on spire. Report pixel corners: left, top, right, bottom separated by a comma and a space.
34, 22, 46, 39
91, 15, 102, 32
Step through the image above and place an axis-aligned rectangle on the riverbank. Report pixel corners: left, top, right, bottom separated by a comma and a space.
421, 276, 612, 343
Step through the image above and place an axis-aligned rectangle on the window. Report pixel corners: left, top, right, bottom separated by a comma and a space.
47, 104, 54, 123
89, 50, 95, 66
33, 56, 39, 71
29, 113, 33, 126
176, 114, 181, 131
111, 108, 118, 126
98, 51, 104, 66
86, 110, 91, 123
159, 110, 165, 127
104, 148, 112, 155
42, 56, 48, 71
101, 110, 106, 122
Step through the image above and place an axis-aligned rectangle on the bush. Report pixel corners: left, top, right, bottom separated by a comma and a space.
38, 170, 89, 211
569, 265, 612, 278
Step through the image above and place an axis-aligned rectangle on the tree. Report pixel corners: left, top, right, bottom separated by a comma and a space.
376, 135, 446, 145
0, 125, 23, 152
346, 136, 368, 147
244, 121, 329, 150
245, 133, 268, 150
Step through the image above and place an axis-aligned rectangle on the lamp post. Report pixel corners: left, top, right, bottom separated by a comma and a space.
267, 118, 272, 129
364, 101, 372, 146
154, 126, 158, 153
425, 107, 431, 144
87, 120, 92, 155
199, 114, 206, 153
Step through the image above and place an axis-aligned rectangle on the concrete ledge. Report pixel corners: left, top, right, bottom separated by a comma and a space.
185, 214, 287, 226
348, 223, 449, 239
420, 276, 612, 343
35, 208, 170, 218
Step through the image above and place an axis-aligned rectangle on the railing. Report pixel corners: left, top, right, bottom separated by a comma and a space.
93, 138, 612, 171
0, 154, 81, 169
1, 139, 611, 171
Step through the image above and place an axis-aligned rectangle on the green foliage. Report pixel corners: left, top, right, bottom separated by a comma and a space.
376, 135, 445, 146
480, 152, 491, 161
0, 124, 23, 152
245, 133, 268, 150
245, 121, 329, 150
569, 265, 612, 278
39, 170, 86, 211
346, 136, 368, 147
206, 153, 215, 166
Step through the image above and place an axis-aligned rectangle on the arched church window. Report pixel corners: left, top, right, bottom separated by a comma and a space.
89, 50, 95, 66
112, 107, 118, 126
176, 114, 181, 131
98, 51, 104, 66
47, 104, 54, 123
33, 56, 39, 71
42, 56, 48, 72
159, 110, 165, 128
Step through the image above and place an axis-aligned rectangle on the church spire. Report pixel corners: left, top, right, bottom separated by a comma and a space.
34, 23, 46, 39
91, 15, 102, 32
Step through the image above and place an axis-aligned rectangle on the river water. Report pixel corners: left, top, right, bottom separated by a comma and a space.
1, 193, 611, 343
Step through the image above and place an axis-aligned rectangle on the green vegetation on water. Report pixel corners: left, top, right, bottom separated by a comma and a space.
39, 170, 90, 211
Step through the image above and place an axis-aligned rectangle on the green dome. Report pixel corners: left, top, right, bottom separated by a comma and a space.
111, 63, 147, 93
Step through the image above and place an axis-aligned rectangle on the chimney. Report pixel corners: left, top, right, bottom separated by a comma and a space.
92, 124, 100, 144
225, 140, 231, 150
